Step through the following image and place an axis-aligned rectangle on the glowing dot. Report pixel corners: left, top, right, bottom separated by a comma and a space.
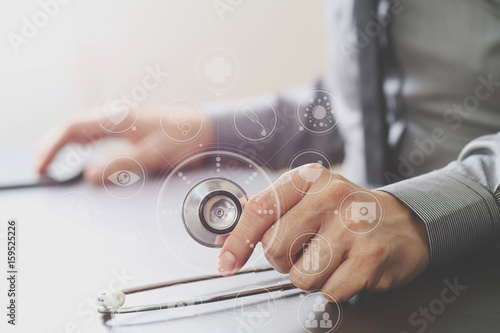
217, 169, 220, 172
263, 210, 268, 214
269, 210, 274, 214
216, 157, 221, 162
216, 163, 221, 167
250, 243, 254, 248
182, 176, 187, 181
313, 106, 327, 119
199, 144, 203, 147
253, 172, 257, 177
178, 172, 183, 177
334, 210, 339, 215
309, 98, 314, 102
324, 96, 327, 100
246, 239, 250, 244
249, 177, 253, 181
258, 210, 262, 214
299, 126, 304, 131
132, 126, 137, 131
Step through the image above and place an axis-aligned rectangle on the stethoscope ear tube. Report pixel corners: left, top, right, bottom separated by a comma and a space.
181, 177, 248, 248
97, 265, 296, 314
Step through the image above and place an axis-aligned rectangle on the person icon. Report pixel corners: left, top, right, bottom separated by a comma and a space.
305, 312, 318, 328
320, 313, 333, 329
313, 296, 325, 312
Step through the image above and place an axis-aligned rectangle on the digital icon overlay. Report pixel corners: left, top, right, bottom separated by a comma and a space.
336, 191, 383, 234
297, 90, 340, 134
297, 293, 342, 333
160, 99, 204, 143
101, 156, 146, 200
95, 90, 139, 134
233, 99, 278, 142
196, 48, 239, 96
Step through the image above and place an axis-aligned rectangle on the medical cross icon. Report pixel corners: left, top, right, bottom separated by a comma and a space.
205, 56, 232, 83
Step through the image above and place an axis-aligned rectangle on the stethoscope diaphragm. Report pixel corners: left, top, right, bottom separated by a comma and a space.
182, 177, 248, 247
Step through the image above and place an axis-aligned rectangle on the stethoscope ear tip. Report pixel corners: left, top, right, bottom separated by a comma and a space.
97, 290, 126, 310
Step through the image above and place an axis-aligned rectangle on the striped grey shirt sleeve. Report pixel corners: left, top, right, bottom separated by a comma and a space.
379, 132, 500, 268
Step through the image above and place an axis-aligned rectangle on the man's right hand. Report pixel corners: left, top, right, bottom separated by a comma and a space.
35, 106, 214, 184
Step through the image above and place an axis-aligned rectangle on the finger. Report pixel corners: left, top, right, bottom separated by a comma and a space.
217, 165, 317, 276
260, 198, 327, 273
319, 258, 370, 303
288, 230, 345, 291
36, 118, 106, 174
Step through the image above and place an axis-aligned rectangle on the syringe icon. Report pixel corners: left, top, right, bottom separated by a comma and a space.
241, 105, 267, 137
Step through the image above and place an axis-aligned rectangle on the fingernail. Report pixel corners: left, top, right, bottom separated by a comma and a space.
218, 251, 236, 275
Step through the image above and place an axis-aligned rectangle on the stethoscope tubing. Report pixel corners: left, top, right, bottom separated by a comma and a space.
97, 266, 296, 314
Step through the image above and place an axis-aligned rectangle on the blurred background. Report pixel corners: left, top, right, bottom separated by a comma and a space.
0, 0, 328, 149
0, 3, 329, 331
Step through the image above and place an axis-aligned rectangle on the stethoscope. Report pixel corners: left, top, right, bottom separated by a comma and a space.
97, 177, 297, 315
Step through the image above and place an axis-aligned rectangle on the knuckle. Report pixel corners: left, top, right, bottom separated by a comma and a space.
289, 269, 317, 291
263, 238, 286, 261
374, 274, 393, 292
246, 193, 274, 218
328, 179, 352, 201
320, 289, 338, 303
364, 242, 389, 265
263, 252, 291, 274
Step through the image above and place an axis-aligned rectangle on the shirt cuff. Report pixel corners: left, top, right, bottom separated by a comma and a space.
378, 170, 500, 268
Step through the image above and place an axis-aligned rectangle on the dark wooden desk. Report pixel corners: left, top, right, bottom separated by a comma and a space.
1, 169, 499, 333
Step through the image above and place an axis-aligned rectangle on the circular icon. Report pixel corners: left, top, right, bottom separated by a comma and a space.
296, 90, 340, 134
233, 99, 278, 142
155, 149, 280, 274
101, 156, 147, 200
297, 292, 342, 333
288, 233, 334, 278
55, 191, 99, 226
160, 99, 204, 143
196, 48, 239, 95
287, 150, 333, 195
96, 90, 139, 134
337, 191, 383, 235
233, 285, 277, 329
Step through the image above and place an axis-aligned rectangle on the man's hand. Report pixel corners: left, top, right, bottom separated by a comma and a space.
217, 163, 430, 302
35, 106, 214, 183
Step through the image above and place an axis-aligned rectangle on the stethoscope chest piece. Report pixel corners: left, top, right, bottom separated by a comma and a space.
182, 177, 248, 247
